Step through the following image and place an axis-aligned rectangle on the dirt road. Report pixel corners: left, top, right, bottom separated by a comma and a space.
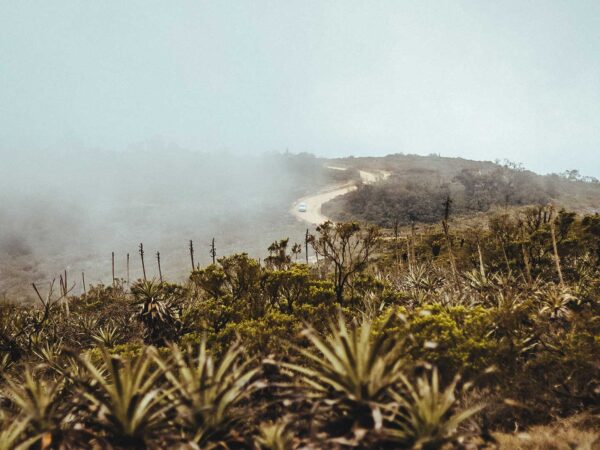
290, 182, 357, 225
358, 169, 391, 184
290, 168, 390, 225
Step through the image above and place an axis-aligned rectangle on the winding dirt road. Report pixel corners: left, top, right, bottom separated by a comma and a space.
290, 168, 391, 225
290, 182, 357, 225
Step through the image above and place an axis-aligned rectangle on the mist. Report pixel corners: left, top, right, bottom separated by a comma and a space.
0, 144, 326, 298
2, 1, 600, 178
2, 1, 600, 297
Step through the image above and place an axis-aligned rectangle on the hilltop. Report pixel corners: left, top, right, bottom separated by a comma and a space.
320, 153, 600, 227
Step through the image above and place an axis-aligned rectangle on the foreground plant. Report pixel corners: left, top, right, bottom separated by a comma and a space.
0, 417, 35, 450
255, 420, 296, 450
384, 368, 483, 448
155, 341, 260, 447
283, 316, 406, 439
78, 347, 172, 448
3, 367, 75, 448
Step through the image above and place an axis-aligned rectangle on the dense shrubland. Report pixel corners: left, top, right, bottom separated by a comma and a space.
1, 206, 599, 448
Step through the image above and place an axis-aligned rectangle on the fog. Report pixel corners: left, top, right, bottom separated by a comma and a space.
0, 145, 326, 298
2, 2, 600, 297
2, 1, 600, 177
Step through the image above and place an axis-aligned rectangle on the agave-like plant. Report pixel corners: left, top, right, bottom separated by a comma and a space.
403, 265, 443, 293
462, 269, 493, 296
384, 368, 483, 448
3, 367, 73, 448
77, 315, 99, 333
0, 416, 37, 450
487, 290, 532, 339
283, 316, 406, 436
255, 420, 296, 450
537, 285, 578, 321
154, 341, 260, 447
358, 291, 387, 321
91, 323, 122, 347
78, 347, 172, 448
32, 339, 63, 366
131, 280, 181, 345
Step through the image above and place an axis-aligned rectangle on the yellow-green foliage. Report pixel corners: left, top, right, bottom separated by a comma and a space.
85, 342, 145, 364
182, 294, 243, 334
2, 214, 600, 447
408, 305, 496, 375
217, 308, 302, 356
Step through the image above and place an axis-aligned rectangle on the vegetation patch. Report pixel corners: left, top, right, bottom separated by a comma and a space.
1, 209, 599, 448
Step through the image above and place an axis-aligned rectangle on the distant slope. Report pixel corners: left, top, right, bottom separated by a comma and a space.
322, 153, 600, 227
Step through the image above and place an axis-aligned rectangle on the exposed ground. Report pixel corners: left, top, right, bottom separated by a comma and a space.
290, 167, 391, 225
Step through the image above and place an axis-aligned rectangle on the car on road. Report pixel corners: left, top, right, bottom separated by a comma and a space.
298, 202, 307, 212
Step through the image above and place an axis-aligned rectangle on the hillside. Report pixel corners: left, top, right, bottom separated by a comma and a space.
1, 152, 600, 447
321, 153, 600, 227
0, 207, 599, 448
3, 151, 600, 301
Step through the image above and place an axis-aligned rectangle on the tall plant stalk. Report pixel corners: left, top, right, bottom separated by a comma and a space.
189, 240, 195, 270
549, 206, 565, 286
139, 243, 147, 281
156, 251, 163, 283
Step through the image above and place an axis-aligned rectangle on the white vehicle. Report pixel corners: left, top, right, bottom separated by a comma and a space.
297, 202, 307, 212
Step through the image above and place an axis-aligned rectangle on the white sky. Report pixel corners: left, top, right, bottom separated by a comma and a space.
1, 1, 599, 176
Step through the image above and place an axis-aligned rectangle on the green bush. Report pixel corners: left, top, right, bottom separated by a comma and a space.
217, 308, 302, 356
408, 305, 497, 376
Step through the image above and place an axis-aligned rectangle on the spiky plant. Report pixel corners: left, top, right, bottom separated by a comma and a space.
32, 340, 63, 365
537, 285, 578, 321
463, 269, 493, 294
383, 369, 483, 448
0, 416, 37, 450
0, 352, 12, 373
131, 280, 181, 345
154, 341, 260, 447
92, 323, 122, 347
283, 316, 406, 436
255, 421, 296, 450
3, 367, 73, 448
358, 291, 388, 321
77, 315, 99, 333
403, 264, 443, 293
78, 347, 172, 448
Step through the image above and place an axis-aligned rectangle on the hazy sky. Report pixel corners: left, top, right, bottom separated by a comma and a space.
1, 1, 599, 176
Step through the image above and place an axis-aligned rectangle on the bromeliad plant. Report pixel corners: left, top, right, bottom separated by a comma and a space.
536, 284, 578, 321
131, 280, 182, 345
77, 347, 172, 448
281, 315, 485, 447
91, 323, 122, 347
283, 315, 406, 441
2, 366, 78, 448
255, 420, 296, 450
384, 368, 483, 448
154, 340, 261, 447
0, 416, 35, 450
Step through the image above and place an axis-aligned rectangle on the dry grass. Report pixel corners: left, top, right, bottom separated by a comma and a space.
491, 414, 600, 449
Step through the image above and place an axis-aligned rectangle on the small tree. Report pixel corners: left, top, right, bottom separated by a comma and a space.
190, 253, 263, 318
309, 221, 380, 303
265, 239, 292, 270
